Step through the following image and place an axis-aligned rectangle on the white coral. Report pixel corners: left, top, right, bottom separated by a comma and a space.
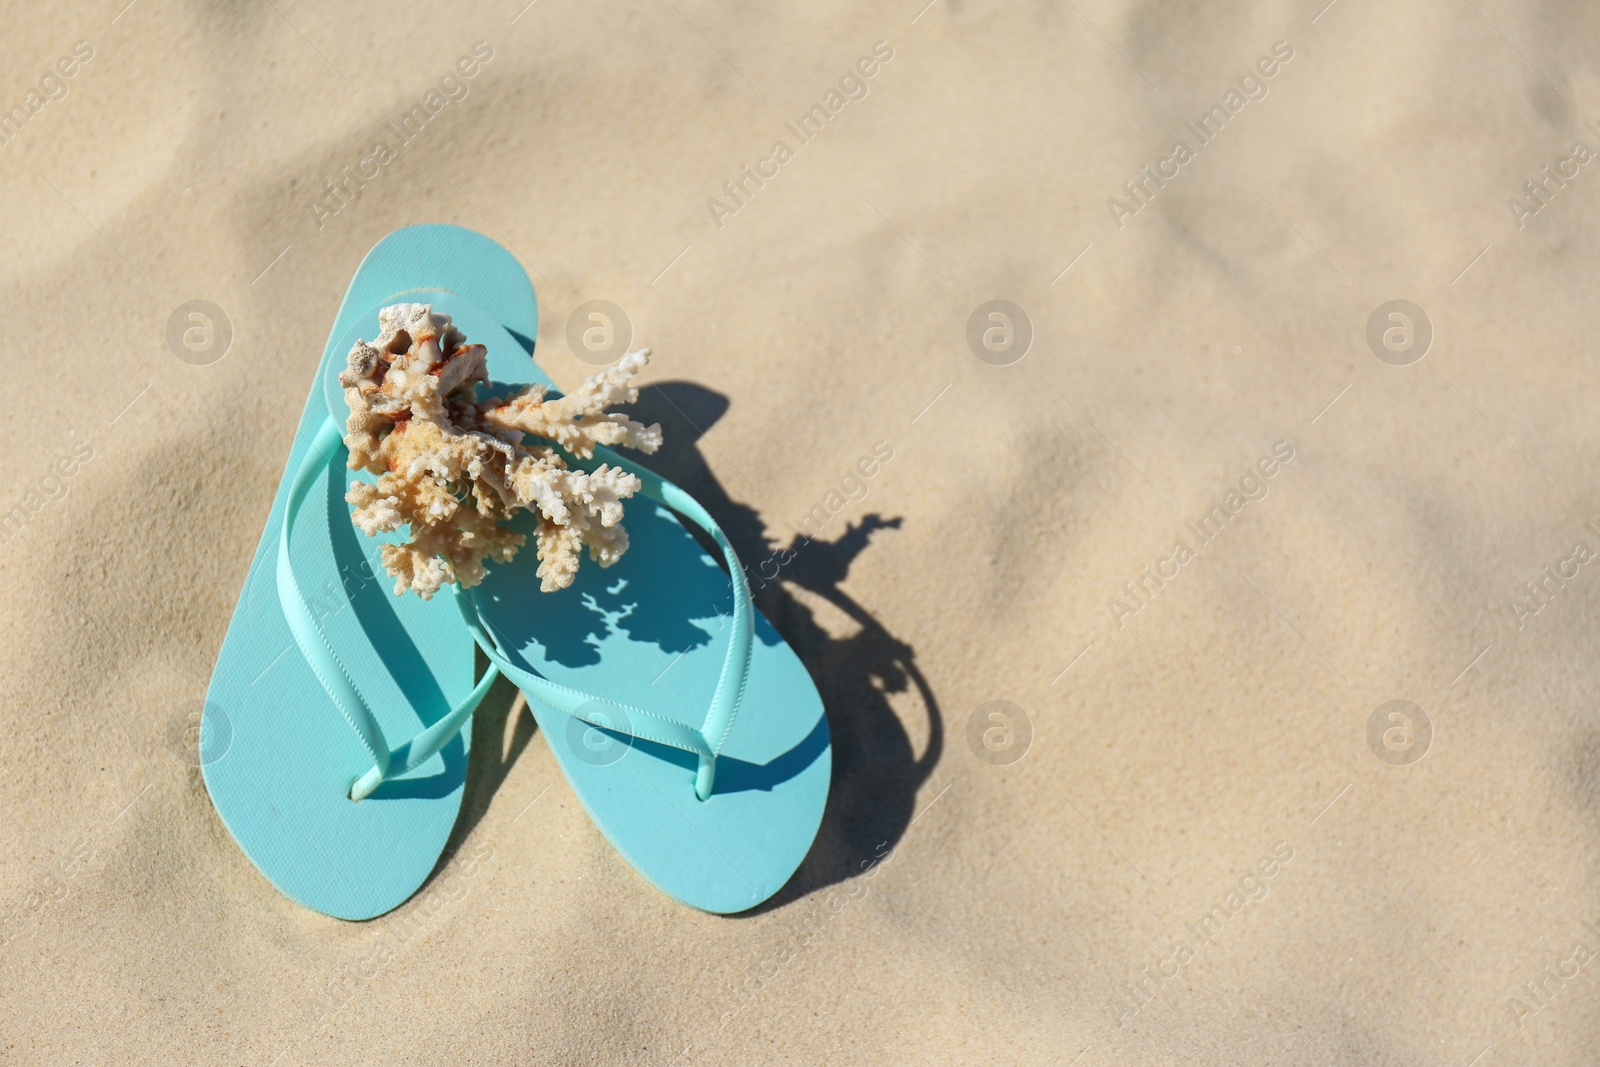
338, 303, 662, 599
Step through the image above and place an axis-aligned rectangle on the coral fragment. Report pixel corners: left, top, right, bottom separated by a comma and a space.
338, 303, 661, 599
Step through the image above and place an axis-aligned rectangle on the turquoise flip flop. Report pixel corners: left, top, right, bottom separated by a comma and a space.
201, 227, 540, 919
447, 296, 833, 911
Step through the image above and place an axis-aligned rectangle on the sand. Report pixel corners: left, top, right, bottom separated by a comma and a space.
3, 0, 1600, 1062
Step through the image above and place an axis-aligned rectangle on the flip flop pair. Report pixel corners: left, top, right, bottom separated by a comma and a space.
201, 225, 830, 918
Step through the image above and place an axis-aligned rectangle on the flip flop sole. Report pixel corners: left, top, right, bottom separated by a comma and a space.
202, 226, 534, 919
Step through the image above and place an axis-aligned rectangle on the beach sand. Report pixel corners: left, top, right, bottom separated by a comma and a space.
3, 1, 1599, 1062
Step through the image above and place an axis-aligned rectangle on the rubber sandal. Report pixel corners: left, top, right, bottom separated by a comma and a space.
334, 224, 828, 913
454, 354, 834, 911
200, 226, 539, 919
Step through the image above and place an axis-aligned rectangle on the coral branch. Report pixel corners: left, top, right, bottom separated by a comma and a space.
338, 303, 661, 599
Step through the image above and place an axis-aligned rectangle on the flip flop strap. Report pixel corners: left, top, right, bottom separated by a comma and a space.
279, 417, 497, 801
457, 445, 755, 801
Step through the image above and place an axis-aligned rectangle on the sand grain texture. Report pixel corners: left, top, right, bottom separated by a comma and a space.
2, 1, 1599, 1063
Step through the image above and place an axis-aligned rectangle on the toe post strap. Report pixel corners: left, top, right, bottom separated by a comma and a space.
280, 416, 495, 802
348, 665, 498, 801
462, 447, 755, 801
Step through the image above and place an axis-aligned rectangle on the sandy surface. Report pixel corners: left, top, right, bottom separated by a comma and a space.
3, 0, 1600, 1062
